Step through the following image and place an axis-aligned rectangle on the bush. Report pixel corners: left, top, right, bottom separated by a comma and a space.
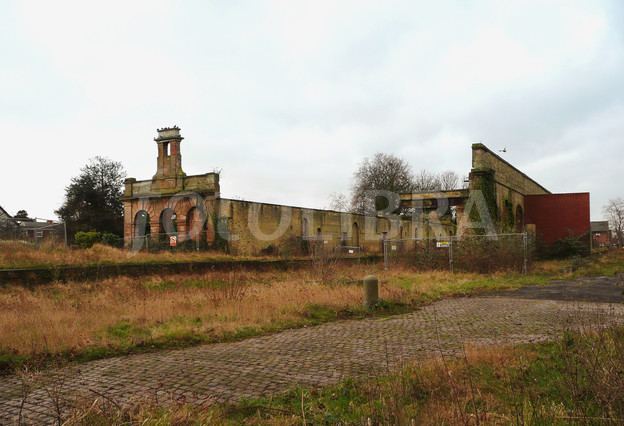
75, 231, 102, 249
100, 232, 122, 248
75, 231, 122, 248
539, 235, 590, 259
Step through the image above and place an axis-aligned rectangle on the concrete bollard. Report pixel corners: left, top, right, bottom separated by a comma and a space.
363, 275, 379, 308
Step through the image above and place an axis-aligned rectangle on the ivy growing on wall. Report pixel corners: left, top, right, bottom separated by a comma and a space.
469, 168, 498, 234
503, 198, 515, 231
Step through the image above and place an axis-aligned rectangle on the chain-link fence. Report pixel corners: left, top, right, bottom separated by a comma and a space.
126, 232, 216, 252
0, 218, 67, 245
384, 233, 533, 273
127, 232, 367, 257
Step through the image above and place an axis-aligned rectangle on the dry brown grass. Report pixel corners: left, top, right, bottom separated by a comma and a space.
0, 241, 262, 269
0, 265, 405, 358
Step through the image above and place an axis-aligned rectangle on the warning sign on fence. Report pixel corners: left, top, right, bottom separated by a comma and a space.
436, 241, 450, 248
169, 236, 177, 247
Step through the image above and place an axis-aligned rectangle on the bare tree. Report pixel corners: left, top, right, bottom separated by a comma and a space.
438, 171, 461, 191
413, 169, 440, 192
347, 153, 463, 215
350, 153, 414, 215
327, 192, 350, 212
604, 198, 624, 247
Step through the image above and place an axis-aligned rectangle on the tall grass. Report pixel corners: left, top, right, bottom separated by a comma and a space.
0, 264, 546, 368
0, 241, 260, 269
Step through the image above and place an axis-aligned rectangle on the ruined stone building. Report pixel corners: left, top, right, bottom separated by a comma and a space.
123, 127, 414, 255
123, 127, 590, 254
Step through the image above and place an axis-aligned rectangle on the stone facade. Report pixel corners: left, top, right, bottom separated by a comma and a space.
123, 127, 413, 255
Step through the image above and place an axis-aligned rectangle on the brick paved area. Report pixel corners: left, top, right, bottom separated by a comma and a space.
1, 276, 623, 424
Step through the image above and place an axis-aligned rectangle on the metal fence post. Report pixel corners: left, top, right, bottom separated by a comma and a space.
449, 237, 454, 273
63, 222, 68, 247
522, 232, 528, 275
383, 239, 388, 270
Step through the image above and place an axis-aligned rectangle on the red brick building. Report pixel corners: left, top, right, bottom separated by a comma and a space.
524, 193, 590, 247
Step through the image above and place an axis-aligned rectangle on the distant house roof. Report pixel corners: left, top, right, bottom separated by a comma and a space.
18, 220, 60, 230
591, 221, 610, 233
0, 206, 18, 228
0, 205, 14, 220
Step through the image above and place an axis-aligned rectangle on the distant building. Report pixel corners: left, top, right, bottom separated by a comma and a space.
591, 221, 611, 248
0, 206, 14, 223
0, 206, 19, 240
0, 207, 64, 242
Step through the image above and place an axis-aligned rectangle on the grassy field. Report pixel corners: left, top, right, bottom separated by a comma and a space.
1, 249, 623, 373
62, 325, 624, 424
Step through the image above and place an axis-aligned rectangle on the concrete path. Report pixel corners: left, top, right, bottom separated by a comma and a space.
1, 276, 623, 424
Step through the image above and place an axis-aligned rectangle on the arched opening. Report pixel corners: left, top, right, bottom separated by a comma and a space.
316, 227, 322, 241
515, 205, 524, 233
186, 206, 205, 241
503, 200, 514, 230
399, 225, 404, 240
302, 218, 309, 238
134, 210, 151, 237
352, 222, 360, 247
159, 208, 177, 240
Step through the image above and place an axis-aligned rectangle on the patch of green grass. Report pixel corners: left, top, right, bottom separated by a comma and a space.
106, 320, 151, 343
462, 273, 551, 292
0, 352, 28, 373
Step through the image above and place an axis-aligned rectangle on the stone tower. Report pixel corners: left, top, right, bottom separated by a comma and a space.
152, 126, 186, 191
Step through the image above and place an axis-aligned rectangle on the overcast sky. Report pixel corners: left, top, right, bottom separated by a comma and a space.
2, 0, 623, 220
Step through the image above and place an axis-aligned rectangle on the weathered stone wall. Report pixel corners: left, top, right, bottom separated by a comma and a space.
123, 195, 414, 255
472, 144, 550, 196
216, 198, 413, 256
471, 144, 549, 232
123, 173, 220, 199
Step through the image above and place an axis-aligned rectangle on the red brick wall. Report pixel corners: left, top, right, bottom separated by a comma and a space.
524, 193, 590, 245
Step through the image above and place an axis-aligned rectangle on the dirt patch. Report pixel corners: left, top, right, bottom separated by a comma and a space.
493, 276, 624, 304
